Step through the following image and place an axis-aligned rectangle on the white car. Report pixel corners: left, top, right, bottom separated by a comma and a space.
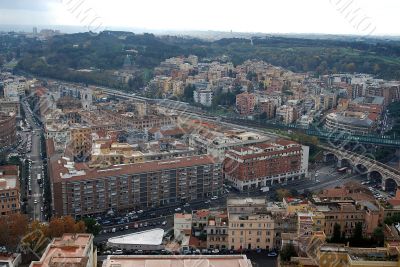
137, 210, 143, 214
175, 207, 182, 212
211, 196, 218, 200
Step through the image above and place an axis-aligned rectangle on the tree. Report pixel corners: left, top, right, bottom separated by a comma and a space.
0, 214, 29, 249
48, 217, 65, 238
330, 223, 342, 243
276, 189, 291, 201
82, 218, 102, 236
372, 227, 384, 247
182, 84, 196, 102
350, 222, 364, 246
280, 243, 297, 262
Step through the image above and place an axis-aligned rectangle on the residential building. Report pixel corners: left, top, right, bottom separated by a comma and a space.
193, 89, 213, 107
0, 100, 20, 117
258, 100, 276, 119
29, 233, 96, 267
283, 197, 310, 214
101, 255, 253, 267
174, 213, 193, 240
276, 105, 297, 124
206, 211, 229, 250
0, 112, 16, 148
223, 140, 309, 191
324, 111, 377, 135
0, 165, 20, 216
50, 155, 222, 218
69, 125, 92, 162
236, 92, 256, 115
228, 210, 275, 250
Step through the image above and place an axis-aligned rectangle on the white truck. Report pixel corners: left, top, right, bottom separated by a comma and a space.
260, 186, 270, 193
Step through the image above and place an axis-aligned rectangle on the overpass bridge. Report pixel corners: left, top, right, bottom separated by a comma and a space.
322, 146, 400, 191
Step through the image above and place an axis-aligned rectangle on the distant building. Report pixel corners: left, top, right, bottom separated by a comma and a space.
29, 233, 96, 267
276, 105, 297, 124
193, 89, 213, 107
0, 166, 20, 216
258, 100, 276, 119
324, 111, 377, 135
236, 92, 256, 115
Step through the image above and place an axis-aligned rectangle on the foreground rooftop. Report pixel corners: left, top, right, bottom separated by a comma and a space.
102, 255, 253, 267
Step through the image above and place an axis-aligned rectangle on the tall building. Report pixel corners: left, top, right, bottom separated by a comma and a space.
0, 165, 20, 216
50, 155, 222, 218
236, 92, 256, 115
223, 140, 309, 191
0, 112, 16, 149
29, 233, 96, 267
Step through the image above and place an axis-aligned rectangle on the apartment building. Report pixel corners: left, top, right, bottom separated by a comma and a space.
228, 212, 275, 251
223, 140, 309, 191
0, 165, 20, 216
29, 233, 96, 267
50, 155, 222, 218
193, 89, 213, 107
236, 92, 256, 115
258, 100, 276, 119
0, 100, 20, 117
276, 105, 297, 124
0, 112, 16, 148
69, 125, 92, 162
206, 211, 229, 250
314, 200, 379, 238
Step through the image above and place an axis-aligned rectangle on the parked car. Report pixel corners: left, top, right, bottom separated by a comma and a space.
268, 251, 278, 257
113, 249, 123, 255
175, 207, 182, 212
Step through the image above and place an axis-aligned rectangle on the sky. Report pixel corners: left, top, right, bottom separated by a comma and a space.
0, 0, 399, 35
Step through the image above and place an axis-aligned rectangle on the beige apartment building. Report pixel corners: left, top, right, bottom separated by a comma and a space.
228, 213, 275, 251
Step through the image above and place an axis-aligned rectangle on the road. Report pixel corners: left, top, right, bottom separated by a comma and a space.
22, 101, 44, 222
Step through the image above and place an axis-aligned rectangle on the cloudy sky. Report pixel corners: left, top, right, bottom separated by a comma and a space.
0, 0, 399, 35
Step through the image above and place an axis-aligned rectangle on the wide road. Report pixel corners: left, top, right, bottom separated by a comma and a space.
22, 101, 44, 222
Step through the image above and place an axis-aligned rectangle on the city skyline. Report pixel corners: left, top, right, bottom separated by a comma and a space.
0, 0, 399, 36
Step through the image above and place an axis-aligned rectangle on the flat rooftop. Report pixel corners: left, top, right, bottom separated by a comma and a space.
102, 255, 253, 267
227, 198, 266, 206
108, 229, 164, 246
30, 233, 93, 267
